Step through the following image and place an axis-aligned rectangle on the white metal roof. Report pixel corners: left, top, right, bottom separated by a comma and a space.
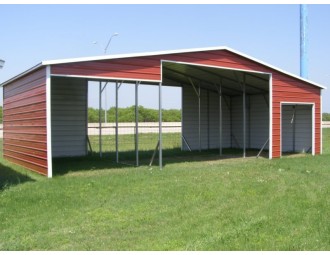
1, 46, 326, 89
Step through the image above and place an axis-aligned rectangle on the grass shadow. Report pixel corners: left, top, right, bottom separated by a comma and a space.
53, 147, 269, 176
0, 162, 35, 191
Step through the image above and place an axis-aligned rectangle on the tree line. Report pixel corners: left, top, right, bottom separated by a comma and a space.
323, 113, 330, 121
0, 105, 330, 123
88, 106, 181, 123
0, 106, 180, 123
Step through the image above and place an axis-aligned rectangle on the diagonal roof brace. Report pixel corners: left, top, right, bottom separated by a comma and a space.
188, 77, 200, 98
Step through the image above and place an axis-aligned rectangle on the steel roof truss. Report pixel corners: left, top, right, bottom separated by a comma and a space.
188, 64, 268, 93
163, 66, 243, 94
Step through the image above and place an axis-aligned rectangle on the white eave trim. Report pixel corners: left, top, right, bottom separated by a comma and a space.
41, 46, 230, 65
0, 63, 42, 87
226, 47, 326, 90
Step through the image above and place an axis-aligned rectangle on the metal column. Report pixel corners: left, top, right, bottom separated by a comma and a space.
135, 81, 139, 167
104, 84, 107, 123
243, 76, 246, 158
230, 96, 232, 148
115, 81, 119, 163
219, 83, 223, 156
300, 4, 308, 79
99, 82, 102, 157
159, 82, 163, 170
188, 78, 201, 152
198, 86, 201, 152
207, 90, 210, 149
292, 105, 296, 152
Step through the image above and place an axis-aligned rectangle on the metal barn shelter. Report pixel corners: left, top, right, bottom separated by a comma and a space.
1, 47, 325, 177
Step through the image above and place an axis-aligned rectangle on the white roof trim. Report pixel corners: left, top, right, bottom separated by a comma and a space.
42, 46, 326, 89
42, 46, 229, 65
1, 46, 326, 89
0, 63, 43, 87
226, 47, 326, 90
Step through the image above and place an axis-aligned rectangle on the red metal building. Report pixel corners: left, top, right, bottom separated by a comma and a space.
1, 47, 325, 177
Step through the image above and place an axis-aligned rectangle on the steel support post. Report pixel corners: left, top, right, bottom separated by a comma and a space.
207, 90, 210, 149
198, 86, 201, 152
99, 82, 102, 157
101, 82, 108, 124
188, 78, 201, 152
104, 84, 107, 123
115, 81, 119, 163
243, 77, 246, 158
300, 4, 308, 79
159, 82, 163, 170
248, 95, 251, 148
219, 83, 223, 156
135, 81, 139, 167
230, 96, 232, 148
293, 105, 296, 152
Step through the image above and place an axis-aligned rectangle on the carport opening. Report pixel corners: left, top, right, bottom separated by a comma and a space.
85, 80, 182, 166
51, 62, 271, 174
162, 61, 271, 159
281, 104, 313, 156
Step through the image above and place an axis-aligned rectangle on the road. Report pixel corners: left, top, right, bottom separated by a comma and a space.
1, 121, 330, 138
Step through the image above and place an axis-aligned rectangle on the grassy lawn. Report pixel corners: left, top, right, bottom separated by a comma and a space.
0, 130, 329, 250
88, 132, 181, 158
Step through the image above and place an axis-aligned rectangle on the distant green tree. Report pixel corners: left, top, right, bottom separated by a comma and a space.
88, 107, 101, 123
323, 113, 330, 121
88, 106, 181, 123
162, 109, 181, 122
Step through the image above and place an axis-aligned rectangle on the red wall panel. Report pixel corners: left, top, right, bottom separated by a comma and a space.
271, 75, 321, 157
3, 67, 48, 175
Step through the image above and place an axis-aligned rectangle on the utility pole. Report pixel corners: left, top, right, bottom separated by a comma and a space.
300, 4, 308, 79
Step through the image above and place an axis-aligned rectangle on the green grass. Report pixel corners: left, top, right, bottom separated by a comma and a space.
0, 130, 329, 250
0, 138, 2, 157
88, 132, 181, 153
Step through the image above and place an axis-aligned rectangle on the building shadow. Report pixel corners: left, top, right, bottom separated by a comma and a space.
0, 163, 35, 191
52, 148, 269, 176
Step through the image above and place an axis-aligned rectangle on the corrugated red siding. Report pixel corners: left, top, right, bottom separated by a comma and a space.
272, 76, 321, 157
51, 49, 321, 158
3, 67, 48, 175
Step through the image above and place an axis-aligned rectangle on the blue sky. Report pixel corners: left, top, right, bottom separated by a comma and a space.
1, 4, 329, 111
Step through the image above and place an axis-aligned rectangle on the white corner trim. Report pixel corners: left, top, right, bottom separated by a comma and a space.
269, 74, 273, 159
312, 103, 315, 156
46, 65, 53, 178
320, 90, 323, 155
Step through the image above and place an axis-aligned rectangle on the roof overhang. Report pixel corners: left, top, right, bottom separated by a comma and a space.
0, 63, 43, 87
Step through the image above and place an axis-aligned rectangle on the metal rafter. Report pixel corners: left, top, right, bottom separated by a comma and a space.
188, 65, 268, 93
163, 66, 243, 94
